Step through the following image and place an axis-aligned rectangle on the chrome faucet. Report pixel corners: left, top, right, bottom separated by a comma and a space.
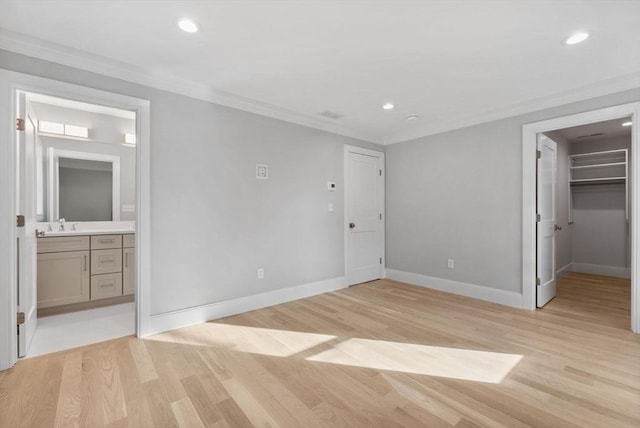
71, 223, 79, 231
58, 218, 65, 231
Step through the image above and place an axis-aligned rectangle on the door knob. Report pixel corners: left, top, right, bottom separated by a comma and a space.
349, 223, 356, 229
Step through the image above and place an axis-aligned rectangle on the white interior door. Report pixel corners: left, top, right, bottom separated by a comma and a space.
17, 94, 38, 357
345, 146, 384, 286
537, 135, 557, 308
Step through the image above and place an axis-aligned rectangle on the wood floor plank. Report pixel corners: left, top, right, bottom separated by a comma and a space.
170, 397, 206, 428
53, 352, 83, 428
1, 272, 638, 427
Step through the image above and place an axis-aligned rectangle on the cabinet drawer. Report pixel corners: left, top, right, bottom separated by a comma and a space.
37, 236, 90, 253
91, 235, 122, 250
91, 273, 123, 300
123, 234, 135, 248
91, 248, 122, 275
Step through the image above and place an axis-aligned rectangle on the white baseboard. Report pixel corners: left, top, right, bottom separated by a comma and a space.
572, 263, 631, 279
146, 277, 345, 336
385, 269, 523, 309
556, 263, 573, 279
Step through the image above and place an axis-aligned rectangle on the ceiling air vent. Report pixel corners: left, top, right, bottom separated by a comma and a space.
319, 110, 343, 120
576, 133, 604, 139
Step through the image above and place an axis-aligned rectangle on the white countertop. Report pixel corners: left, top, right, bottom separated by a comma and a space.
36, 221, 135, 237
41, 229, 135, 237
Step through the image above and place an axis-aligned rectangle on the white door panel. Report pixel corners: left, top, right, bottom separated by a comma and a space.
345, 148, 384, 286
17, 95, 38, 357
537, 135, 557, 308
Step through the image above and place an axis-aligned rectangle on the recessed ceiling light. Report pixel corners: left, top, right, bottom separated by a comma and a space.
382, 103, 395, 110
565, 32, 589, 45
406, 114, 419, 121
178, 19, 199, 33
622, 121, 633, 127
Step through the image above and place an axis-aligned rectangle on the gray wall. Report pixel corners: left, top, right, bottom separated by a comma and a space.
544, 131, 572, 275
570, 136, 631, 269
29, 101, 136, 221
386, 88, 640, 294
0, 50, 381, 315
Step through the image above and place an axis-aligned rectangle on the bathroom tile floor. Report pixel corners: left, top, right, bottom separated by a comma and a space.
26, 302, 135, 358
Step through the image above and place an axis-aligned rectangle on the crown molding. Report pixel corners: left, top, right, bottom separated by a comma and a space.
0, 29, 382, 144
384, 71, 640, 145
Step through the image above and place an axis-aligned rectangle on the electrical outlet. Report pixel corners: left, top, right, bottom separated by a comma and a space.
447, 259, 455, 269
257, 268, 264, 279
328, 203, 334, 212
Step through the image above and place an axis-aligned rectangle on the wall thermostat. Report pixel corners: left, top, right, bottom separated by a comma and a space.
328, 181, 336, 191
256, 164, 268, 179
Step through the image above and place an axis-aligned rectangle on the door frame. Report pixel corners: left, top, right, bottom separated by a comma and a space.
343, 144, 385, 285
522, 101, 640, 333
0, 69, 152, 370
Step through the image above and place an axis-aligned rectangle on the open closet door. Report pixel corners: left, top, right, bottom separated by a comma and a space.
537, 134, 557, 307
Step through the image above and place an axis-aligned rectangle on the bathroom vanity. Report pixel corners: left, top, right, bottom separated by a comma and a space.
37, 231, 135, 313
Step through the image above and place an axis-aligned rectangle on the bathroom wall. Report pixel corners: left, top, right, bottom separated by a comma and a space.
28, 101, 136, 221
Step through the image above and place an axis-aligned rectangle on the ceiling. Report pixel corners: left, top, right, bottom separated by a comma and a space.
554, 117, 632, 143
1, 1, 639, 144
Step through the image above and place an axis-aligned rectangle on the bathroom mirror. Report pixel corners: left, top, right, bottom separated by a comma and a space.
47, 149, 121, 222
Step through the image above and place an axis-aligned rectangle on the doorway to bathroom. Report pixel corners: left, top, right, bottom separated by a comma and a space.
22, 92, 136, 357
0, 70, 151, 370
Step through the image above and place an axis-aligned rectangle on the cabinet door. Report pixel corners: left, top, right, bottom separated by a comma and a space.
37, 250, 90, 308
123, 247, 135, 296
91, 273, 123, 300
91, 248, 123, 275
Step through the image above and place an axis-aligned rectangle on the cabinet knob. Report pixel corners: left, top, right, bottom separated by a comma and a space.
349, 223, 356, 229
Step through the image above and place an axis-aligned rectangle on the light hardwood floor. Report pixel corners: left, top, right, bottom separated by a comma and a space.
1, 274, 639, 427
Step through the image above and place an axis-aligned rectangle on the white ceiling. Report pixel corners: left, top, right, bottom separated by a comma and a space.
554, 117, 632, 143
1, 1, 639, 144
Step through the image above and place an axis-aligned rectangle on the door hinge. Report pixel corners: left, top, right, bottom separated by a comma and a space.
536, 277, 541, 285
16, 215, 25, 227
17, 312, 25, 325
379, 213, 382, 220
536, 150, 541, 159
536, 213, 541, 222
16, 118, 25, 131
380, 257, 382, 264
379, 169, 382, 176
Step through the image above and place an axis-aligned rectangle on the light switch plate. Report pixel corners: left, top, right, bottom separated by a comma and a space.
256, 164, 269, 179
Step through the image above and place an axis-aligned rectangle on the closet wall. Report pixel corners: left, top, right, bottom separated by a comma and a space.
570, 136, 631, 278
550, 129, 632, 279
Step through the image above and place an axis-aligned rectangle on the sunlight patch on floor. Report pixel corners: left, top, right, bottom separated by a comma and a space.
306, 338, 523, 383
148, 323, 336, 358
149, 323, 522, 383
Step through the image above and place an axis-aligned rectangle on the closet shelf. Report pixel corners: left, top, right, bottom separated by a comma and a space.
570, 162, 626, 170
568, 148, 628, 222
570, 177, 626, 186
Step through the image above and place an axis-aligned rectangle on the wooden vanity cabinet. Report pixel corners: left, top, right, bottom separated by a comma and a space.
37, 232, 135, 309
37, 237, 90, 309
